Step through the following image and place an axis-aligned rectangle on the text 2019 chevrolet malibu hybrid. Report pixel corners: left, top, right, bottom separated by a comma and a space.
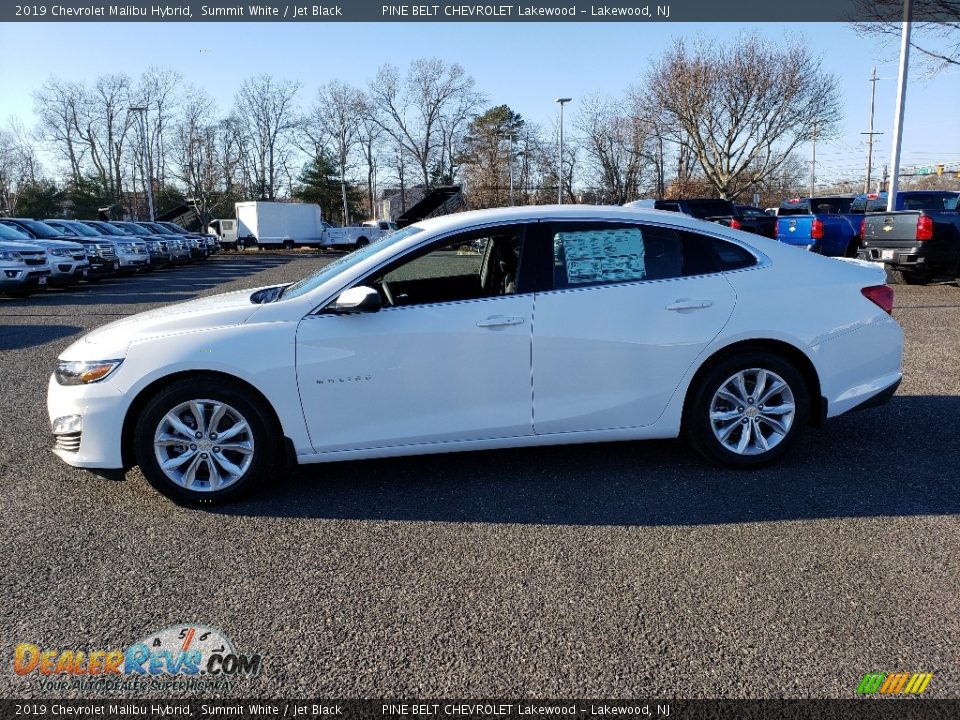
47, 206, 904, 503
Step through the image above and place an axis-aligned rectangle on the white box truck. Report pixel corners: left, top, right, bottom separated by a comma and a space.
233, 201, 389, 250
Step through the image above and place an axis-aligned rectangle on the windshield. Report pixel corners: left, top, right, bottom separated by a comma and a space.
14, 219, 66, 238
113, 222, 151, 236
140, 222, 173, 234
281, 225, 424, 301
59, 221, 100, 237
160, 222, 190, 234
0, 223, 32, 242
85, 221, 128, 236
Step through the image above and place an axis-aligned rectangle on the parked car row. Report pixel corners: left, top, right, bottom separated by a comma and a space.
0, 217, 219, 299
627, 190, 960, 285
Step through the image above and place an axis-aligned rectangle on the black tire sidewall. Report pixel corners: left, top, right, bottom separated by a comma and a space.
134, 378, 279, 504
686, 351, 810, 468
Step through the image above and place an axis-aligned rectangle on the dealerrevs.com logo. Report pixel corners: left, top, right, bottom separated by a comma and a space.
13, 624, 263, 693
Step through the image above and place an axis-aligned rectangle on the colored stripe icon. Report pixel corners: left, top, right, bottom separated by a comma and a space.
857, 672, 933, 695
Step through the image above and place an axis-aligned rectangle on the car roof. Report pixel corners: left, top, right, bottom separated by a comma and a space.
410, 204, 735, 236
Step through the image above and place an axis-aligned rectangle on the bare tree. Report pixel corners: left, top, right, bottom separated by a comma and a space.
646, 37, 842, 200
369, 58, 483, 188
234, 75, 302, 200
308, 81, 363, 224
576, 94, 653, 204
32, 77, 87, 184
356, 93, 385, 219
855, 1, 960, 74
0, 120, 43, 213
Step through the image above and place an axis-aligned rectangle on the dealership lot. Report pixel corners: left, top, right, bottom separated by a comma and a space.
1, 254, 958, 698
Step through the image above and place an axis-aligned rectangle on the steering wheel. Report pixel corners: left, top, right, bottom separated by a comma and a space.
381, 280, 396, 307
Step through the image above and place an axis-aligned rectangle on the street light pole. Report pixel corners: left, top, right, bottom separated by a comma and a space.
887, 0, 912, 212
555, 98, 572, 205
129, 105, 154, 221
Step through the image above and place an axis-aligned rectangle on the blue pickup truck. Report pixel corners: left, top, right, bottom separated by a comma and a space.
776, 195, 863, 257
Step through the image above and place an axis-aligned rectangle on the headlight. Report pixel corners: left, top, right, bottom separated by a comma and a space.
85, 246, 97, 256
49, 248, 70, 257
117, 242, 133, 252
0, 251, 23, 262
55, 359, 123, 386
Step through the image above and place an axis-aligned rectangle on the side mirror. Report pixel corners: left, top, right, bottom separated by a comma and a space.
328, 286, 381, 314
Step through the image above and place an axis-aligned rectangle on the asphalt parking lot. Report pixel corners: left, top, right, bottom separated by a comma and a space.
1, 254, 958, 699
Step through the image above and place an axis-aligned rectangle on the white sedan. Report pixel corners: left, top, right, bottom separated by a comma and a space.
48, 206, 904, 504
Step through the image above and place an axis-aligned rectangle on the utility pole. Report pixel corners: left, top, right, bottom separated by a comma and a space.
555, 97, 572, 204
397, 145, 406, 214
809, 119, 818, 198
508, 132, 515, 206
862, 67, 884, 193
887, 0, 912, 211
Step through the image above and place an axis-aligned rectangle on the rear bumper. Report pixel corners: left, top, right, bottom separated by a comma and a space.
847, 377, 901, 413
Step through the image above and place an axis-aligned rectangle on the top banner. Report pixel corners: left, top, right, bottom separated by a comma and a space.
4, 0, 960, 23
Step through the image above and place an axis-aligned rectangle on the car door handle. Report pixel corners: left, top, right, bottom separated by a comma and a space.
665, 299, 714, 311
476, 316, 525, 328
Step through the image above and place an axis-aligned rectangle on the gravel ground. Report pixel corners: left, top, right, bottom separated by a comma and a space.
0, 254, 957, 699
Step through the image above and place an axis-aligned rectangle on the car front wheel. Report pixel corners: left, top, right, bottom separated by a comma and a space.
686, 352, 810, 468
134, 378, 280, 504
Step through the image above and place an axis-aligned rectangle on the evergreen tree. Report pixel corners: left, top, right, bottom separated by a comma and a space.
294, 154, 365, 225
16, 181, 64, 218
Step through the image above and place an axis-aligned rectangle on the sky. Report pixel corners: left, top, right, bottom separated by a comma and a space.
1, 21, 958, 188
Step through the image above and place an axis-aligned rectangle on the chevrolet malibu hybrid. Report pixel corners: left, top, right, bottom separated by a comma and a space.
48, 206, 904, 504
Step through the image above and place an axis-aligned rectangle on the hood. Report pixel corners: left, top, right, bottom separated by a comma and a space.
62, 287, 269, 358
0, 239, 45, 253
23, 238, 84, 250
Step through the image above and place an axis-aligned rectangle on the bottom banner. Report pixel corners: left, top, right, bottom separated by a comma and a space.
1, 699, 958, 720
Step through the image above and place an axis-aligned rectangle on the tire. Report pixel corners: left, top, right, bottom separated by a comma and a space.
134, 377, 281, 504
685, 351, 810, 468
887, 268, 928, 285
845, 239, 861, 258
282, 240, 295, 250
355, 237, 369, 248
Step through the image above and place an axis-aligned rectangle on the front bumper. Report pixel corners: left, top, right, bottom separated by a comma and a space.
1, 267, 51, 290
117, 253, 150, 271
47, 373, 127, 469
49, 260, 90, 284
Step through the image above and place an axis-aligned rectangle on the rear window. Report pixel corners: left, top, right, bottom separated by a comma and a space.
901, 193, 959, 211
680, 199, 734, 220
779, 197, 854, 215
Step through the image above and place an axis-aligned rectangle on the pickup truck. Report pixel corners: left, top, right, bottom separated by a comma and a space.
626, 198, 776, 238
776, 195, 862, 257
858, 191, 960, 285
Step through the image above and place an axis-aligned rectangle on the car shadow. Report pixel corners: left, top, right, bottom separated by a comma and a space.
0, 324, 84, 351
212, 395, 960, 526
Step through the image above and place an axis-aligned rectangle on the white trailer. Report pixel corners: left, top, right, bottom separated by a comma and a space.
233, 201, 388, 250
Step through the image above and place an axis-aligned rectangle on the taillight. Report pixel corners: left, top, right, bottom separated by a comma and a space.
861, 285, 894, 315
860, 218, 866, 238
811, 218, 824, 240
730, 218, 741, 230
916, 215, 934, 241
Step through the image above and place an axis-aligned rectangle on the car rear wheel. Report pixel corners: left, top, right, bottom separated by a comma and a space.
685, 352, 809, 468
355, 237, 369, 248
134, 378, 280, 504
